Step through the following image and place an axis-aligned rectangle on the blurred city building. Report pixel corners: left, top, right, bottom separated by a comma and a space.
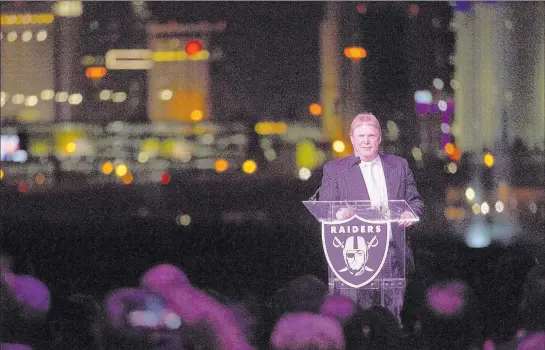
319, 3, 456, 158
147, 21, 225, 122
1, 1, 57, 123
80, 1, 149, 122
452, 1, 545, 153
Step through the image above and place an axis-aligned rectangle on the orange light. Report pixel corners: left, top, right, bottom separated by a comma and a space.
215, 159, 229, 173
450, 146, 462, 161
121, 172, 133, 185
185, 40, 202, 56
309, 103, 322, 116
0, 169, 3, 180
344, 46, 367, 60
35, 173, 45, 185
85, 66, 106, 80
102, 161, 114, 175
190, 110, 203, 121
444, 142, 455, 155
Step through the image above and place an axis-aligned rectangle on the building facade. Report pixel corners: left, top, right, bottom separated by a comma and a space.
452, 2, 545, 153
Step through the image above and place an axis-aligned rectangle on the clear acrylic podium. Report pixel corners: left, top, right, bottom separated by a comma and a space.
303, 200, 419, 319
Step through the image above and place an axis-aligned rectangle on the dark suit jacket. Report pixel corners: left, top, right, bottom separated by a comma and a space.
319, 153, 423, 218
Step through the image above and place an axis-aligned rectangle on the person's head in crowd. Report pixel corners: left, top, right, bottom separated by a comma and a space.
159, 286, 253, 350
270, 312, 345, 350
1, 253, 51, 349
94, 287, 182, 350
516, 331, 545, 350
274, 275, 328, 316
419, 279, 482, 350
140, 263, 190, 295
348, 305, 404, 350
320, 295, 356, 325
519, 264, 545, 332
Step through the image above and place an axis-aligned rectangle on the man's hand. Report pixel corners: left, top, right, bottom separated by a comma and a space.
336, 208, 355, 220
398, 211, 416, 228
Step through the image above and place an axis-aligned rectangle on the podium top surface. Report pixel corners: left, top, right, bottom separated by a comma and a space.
302, 200, 419, 223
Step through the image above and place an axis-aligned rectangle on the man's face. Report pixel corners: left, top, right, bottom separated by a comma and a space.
350, 123, 381, 162
346, 250, 366, 271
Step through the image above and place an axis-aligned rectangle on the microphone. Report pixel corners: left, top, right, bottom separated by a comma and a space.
309, 158, 361, 201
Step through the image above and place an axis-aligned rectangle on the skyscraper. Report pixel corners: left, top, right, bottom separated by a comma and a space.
1, 1, 57, 123
452, 2, 545, 153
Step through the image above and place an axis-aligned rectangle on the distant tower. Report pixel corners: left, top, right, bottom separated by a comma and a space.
452, 2, 545, 153
0, 1, 57, 123
147, 22, 225, 122
80, 1, 149, 122
319, 2, 366, 153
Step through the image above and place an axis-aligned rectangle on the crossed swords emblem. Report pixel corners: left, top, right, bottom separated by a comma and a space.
333, 235, 379, 273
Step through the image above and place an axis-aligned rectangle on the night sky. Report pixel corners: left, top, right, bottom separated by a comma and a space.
147, 2, 324, 120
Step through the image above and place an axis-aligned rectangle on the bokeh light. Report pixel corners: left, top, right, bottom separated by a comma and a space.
483, 152, 494, 167
115, 163, 128, 177
215, 159, 228, 173
298, 167, 311, 181
121, 172, 133, 185
332, 140, 345, 153
465, 187, 476, 201
190, 110, 203, 121
309, 103, 322, 116
242, 160, 257, 174
35, 173, 45, 185
102, 161, 114, 175
177, 214, 191, 226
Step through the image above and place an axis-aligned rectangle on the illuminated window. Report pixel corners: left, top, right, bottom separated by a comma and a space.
55, 92, 68, 102
99, 90, 112, 100
68, 93, 83, 105
25, 95, 38, 107
53, 1, 83, 17
112, 92, 127, 103
12, 94, 25, 105
40, 90, 54, 100
21, 30, 32, 42
7, 31, 17, 42
36, 30, 47, 41
159, 89, 173, 101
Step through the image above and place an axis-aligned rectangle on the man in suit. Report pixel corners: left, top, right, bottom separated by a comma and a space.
318, 112, 423, 322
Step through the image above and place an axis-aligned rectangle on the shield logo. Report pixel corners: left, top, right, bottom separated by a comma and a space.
322, 215, 389, 288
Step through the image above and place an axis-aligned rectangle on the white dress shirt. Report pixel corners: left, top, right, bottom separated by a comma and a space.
359, 157, 388, 210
